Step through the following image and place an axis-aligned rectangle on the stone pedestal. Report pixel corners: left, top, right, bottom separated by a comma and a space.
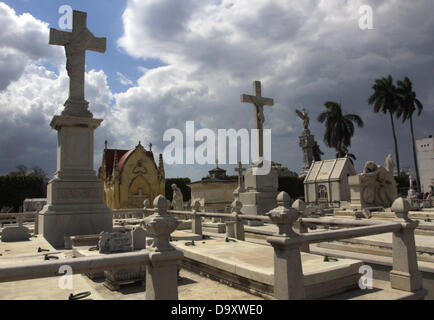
299, 129, 315, 177
239, 166, 278, 226
348, 175, 364, 210
38, 115, 112, 248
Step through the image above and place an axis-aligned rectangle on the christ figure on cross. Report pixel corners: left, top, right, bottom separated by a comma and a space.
235, 161, 246, 191
49, 10, 106, 117
241, 81, 274, 158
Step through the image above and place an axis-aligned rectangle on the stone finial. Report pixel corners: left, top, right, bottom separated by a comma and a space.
143, 195, 180, 252
143, 199, 150, 209
192, 200, 201, 212
231, 199, 243, 214
291, 199, 306, 215
392, 197, 412, 220
267, 191, 300, 236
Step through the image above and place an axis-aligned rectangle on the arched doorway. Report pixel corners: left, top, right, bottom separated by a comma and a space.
128, 175, 151, 208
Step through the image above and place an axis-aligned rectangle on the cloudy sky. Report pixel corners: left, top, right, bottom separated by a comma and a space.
0, 0, 433, 181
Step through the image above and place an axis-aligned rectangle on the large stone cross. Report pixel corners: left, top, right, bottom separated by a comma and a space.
241, 81, 274, 158
49, 10, 106, 117
235, 161, 246, 190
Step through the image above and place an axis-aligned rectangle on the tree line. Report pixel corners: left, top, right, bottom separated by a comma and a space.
316, 75, 424, 191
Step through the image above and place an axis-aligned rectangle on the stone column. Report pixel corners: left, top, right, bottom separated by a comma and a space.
292, 199, 310, 253
191, 201, 202, 236
267, 192, 305, 300
299, 129, 315, 177
390, 197, 423, 292
38, 116, 112, 247
143, 195, 183, 300
231, 200, 245, 241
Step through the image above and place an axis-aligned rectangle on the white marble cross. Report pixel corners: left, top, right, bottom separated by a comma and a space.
49, 10, 106, 114
241, 81, 274, 157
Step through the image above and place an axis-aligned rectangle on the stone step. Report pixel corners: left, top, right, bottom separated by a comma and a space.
325, 279, 426, 300
317, 236, 434, 264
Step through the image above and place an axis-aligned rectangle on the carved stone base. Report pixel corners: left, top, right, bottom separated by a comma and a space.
104, 266, 146, 291
39, 114, 113, 248
62, 98, 93, 118
38, 204, 112, 248
239, 167, 278, 226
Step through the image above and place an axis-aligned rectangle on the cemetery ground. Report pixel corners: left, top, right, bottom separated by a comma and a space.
1, 214, 433, 300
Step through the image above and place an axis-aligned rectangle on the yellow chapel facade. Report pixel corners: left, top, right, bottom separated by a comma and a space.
98, 142, 165, 209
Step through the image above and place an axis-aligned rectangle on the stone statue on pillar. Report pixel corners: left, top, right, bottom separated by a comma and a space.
296, 107, 321, 176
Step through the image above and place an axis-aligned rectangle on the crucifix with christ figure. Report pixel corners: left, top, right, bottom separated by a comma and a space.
235, 161, 246, 191
49, 10, 106, 117
241, 81, 274, 159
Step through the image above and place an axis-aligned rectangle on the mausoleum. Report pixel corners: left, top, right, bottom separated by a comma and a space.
188, 164, 237, 212
304, 157, 356, 207
98, 142, 165, 209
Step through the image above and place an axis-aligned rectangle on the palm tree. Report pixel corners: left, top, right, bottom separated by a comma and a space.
337, 146, 357, 163
368, 75, 401, 175
396, 77, 423, 192
317, 101, 364, 159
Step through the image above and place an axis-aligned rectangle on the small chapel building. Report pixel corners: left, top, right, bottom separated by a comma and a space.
188, 165, 237, 212
98, 142, 165, 209
304, 157, 356, 207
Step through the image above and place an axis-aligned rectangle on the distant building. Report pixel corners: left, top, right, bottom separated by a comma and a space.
98, 142, 165, 209
188, 165, 237, 212
416, 135, 434, 193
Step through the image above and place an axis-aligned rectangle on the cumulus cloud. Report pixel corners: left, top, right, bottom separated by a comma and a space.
116, 0, 434, 177
0, 62, 115, 175
116, 72, 134, 86
0, 2, 63, 91
1, 0, 433, 182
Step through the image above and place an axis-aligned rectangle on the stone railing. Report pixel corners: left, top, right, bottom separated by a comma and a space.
0, 212, 38, 224
0, 194, 423, 300
0, 195, 183, 300
112, 208, 149, 219
153, 192, 423, 300
266, 193, 423, 299
143, 199, 267, 241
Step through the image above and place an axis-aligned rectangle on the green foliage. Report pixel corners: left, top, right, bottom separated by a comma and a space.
165, 178, 191, 202
0, 175, 46, 211
317, 101, 363, 158
368, 75, 401, 175
278, 176, 305, 200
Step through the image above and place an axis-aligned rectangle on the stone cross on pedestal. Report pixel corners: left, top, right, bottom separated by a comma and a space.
40, 10, 113, 248
235, 161, 246, 191
49, 10, 106, 118
241, 81, 274, 158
